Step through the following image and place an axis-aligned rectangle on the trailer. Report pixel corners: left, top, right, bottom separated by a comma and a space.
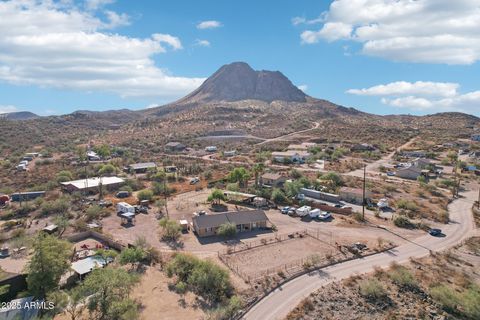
309, 208, 321, 218
11, 191, 45, 202
116, 202, 135, 214
300, 188, 340, 203
296, 206, 312, 217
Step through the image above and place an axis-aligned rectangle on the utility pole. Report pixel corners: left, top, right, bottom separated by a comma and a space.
477, 187, 480, 209
362, 164, 366, 219
163, 168, 169, 219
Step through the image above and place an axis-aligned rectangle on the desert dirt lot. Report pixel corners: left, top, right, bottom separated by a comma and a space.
131, 267, 205, 320
101, 188, 426, 259
221, 234, 339, 281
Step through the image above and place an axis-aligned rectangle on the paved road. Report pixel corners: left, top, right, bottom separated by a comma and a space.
243, 188, 477, 320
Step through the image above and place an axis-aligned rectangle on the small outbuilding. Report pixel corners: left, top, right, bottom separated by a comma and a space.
128, 162, 157, 173
165, 142, 186, 152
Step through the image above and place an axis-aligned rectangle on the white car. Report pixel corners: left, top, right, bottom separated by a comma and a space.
190, 177, 200, 184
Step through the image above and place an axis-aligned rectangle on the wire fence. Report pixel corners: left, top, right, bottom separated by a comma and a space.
218, 229, 343, 282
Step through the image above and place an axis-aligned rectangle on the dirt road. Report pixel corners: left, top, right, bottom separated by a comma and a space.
254, 122, 320, 146
346, 136, 418, 178
243, 187, 477, 320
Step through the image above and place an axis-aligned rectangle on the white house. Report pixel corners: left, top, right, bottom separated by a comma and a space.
272, 150, 311, 163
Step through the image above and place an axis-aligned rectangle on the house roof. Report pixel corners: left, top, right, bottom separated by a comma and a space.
129, 162, 156, 170
193, 213, 229, 229
287, 144, 309, 150
193, 210, 268, 230
261, 172, 283, 180
71, 255, 108, 275
61, 177, 124, 190
226, 210, 268, 225
398, 166, 422, 174
272, 150, 311, 157
165, 142, 184, 147
415, 158, 431, 165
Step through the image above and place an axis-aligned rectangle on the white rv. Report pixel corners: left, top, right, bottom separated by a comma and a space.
117, 202, 135, 214
296, 206, 311, 217
309, 208, 321, 218
377, 198, 389, 209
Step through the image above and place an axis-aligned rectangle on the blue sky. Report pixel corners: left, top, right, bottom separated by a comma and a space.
0, 0, 479, 116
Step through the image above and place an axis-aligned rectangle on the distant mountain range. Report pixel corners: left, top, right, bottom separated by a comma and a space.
0, 62, 478, 151
0, 111, 39, 121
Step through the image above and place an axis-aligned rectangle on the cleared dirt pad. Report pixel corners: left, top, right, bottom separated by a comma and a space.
223, 236, 337, 280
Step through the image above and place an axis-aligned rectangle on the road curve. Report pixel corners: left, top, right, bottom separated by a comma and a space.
243, 188, 477, 320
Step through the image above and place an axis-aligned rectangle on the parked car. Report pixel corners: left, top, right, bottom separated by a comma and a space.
190, 177, 200, 184
429, 228, 442, 236
317, 211, 332, 220
281, 206, 291, 214
386, 171, 395, 176
296, 193, 305, 200
116, 191, 130, 198
334, 204, 342, 208
98, 200, 113, 208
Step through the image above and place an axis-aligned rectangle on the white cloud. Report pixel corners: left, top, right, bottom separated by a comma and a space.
299, 0, 480, 64
302, 22, 352, 43
297, 84, 308, 92
85, 0, 114, 11
347, 81, 459, 98
0, 0, 204, 99
103, 10, 130, 28
196, 20, 222, 29
0, 105, 18, 114
291, 15, 324, 26
348, 81, 480, 112
194, 39, 211, 47
152, 33, 183, 50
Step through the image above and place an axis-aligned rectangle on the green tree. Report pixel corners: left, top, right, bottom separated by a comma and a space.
159, 218, 181, 241
26, 234, 72, 299
228, 167, 251, 188
166, 253, 233, 304
81, 268, 139, 320
208, 189, 226, 205
217, 223, 237, 239
98, 164, 116, 176
119, 247, 145, 270
252, 163, 265, 187
319, 172, 343, 190
53, 214, 70, 236
94, 144, 111, 158
56, 170, 73, 183
137, 189, 153, 201
188, 259, 233, 303
271, 188, 287, 204
284, 180, 302, 198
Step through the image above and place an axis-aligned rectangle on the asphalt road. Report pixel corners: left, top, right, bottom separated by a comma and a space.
243, 188, 477, 320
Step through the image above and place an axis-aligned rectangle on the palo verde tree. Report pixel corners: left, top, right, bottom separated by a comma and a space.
207, 188, 227, 205
159, 217, 182, 241
26, 234, 72, 299
119, 247, 146, 270
81, 267, 139, 320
